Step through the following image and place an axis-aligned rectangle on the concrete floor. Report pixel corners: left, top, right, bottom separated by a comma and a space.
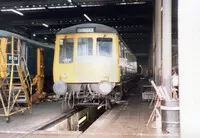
0, 101, 82, 138
0, 82, 180, 138
0, 101, 63, 132
80, 86, 180, 138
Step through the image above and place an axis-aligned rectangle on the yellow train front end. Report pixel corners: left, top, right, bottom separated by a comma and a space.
53, 30, 121, 100
53, 23, 137, 109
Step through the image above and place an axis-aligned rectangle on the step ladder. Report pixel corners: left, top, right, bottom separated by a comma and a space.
0, 36, 32, 122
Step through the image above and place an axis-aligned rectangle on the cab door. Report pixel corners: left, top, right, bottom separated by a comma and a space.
53, 37, 75, 83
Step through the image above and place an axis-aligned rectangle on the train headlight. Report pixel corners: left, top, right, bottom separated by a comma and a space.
53, 80, 67, 95
98, 81, 112, 95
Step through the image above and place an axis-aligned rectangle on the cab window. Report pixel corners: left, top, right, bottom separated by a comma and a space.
97, 38, 112, 57
59, 38, 74, 63
78, 38, 93, 56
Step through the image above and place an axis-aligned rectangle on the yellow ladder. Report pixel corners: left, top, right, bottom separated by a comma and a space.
0, 36, 32, 122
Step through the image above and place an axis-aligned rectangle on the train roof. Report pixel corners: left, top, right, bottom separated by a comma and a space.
57, 23, 118, 34
0, 30, 54, 49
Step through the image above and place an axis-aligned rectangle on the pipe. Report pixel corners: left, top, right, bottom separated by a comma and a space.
162, 0, 172, 96
155, 0, 162, 85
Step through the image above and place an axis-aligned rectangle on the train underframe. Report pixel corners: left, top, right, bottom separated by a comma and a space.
61, 83, 126, 111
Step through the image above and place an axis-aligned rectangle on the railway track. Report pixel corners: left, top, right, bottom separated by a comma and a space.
18, 108, 81, 138
0, 104, 106, 138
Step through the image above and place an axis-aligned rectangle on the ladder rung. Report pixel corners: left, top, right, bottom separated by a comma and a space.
7, 77, 20, 79
16, 100, 26, 103
13, 83, 22, 85
4, 83, 22, 86
4, 53, 19, 55
4, 87, 22, 92
1, 64, 19, 65
1, 53, 20, 56
6, 71, 19, 72
12, 87, 22, 90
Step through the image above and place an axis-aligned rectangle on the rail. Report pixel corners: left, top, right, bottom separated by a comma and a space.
17, 108, 81, 138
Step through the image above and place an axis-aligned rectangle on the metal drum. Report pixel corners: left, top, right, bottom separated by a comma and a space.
161, 100, 180, 134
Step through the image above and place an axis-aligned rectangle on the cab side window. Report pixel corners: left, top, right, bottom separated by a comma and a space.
59, 38, 74, 63
97, 38, 112, 57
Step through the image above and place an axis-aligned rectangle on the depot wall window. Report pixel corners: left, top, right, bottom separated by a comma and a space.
59, 38, 74, 63
78, 38, 93, 56
97, 38, 112, 57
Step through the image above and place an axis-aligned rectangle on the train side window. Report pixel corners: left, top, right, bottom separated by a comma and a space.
97, 38, 112, 57
126, 53, 130, 62
120, 42, 125, 58
59, 38, 74, 63
78, 38, 93, 56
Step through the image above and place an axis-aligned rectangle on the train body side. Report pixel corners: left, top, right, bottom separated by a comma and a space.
0, 34, 54, 94
0, 30, 54, 79
27, 46, 53, 78
119, 41, 137, 81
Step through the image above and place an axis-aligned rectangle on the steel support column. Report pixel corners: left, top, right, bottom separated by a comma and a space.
179, 0, 200, 137
152, 13, 156, 79
162, 0, 172, 94
148, 5, 155, 78
155, 0, 162, 85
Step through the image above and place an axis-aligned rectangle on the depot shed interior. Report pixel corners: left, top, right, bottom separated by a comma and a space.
0, 0, 199, 137
0, 0, 178, 72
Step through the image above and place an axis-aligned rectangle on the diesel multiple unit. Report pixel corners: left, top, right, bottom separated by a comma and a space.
53, 23, 137, 109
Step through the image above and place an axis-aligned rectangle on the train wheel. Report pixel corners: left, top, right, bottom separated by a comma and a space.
6, 117, 10, 123
67, 91, 75, 109
61, 92, 75, 112
105, 98, 112, 110
61, 93, 70, 112
61, 100, 69, 113
119, 84, 123, 100
21, 110, 24, 115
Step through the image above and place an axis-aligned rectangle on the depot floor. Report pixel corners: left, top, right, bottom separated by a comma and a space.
0, 83, 179, 138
